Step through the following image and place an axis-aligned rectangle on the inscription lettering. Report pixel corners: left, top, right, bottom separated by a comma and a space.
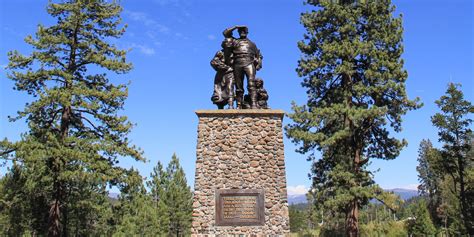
215, 189, 265, 226
222, 196, 258, 219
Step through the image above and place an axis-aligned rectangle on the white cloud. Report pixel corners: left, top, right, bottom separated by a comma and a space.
155, 24, 170, 34
173, 32, 189, 40
287, 185, 309, 196
183, 10, 191, 17
130, 43, 155, 56
384, 183, 419, 191
124, 10, 169, 33
154, 0, 180, 6
207, 34, 216, 40
145, 31, 163, 46
125, 10, 151, 24
401, 184, 419, 190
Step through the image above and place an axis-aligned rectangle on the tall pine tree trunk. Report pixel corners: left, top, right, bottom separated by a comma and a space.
49, 154, 63, 237
48, 187, 61, 237
48, 14, 79, 235
347, 148, 361, 237
49, 105, 71, 237
342, 72, 360, 237
346, 200, 359, 237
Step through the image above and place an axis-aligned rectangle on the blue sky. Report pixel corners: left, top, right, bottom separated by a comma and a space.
0, 0, 473, 196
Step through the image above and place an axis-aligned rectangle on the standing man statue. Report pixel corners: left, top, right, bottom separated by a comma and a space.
222, 25, 263, 109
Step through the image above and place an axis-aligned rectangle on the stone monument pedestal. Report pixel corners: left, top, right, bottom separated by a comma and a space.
191, 110, 290, 236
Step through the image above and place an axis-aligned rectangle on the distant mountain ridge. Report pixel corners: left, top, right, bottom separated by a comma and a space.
386, 188, 419, 201
287, 194, 308, 204
288, 188, 418, 205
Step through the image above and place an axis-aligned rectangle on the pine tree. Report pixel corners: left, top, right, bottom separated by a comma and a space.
438, 175, 464, 236
164, 154, 193, 236
289, 205, 308, 233
0, 163, 42, 235
66, 179, 115, 236
148, 161, 167, 203
416, 139, 443, 225
0, 163, 56, 236
417, 140, 438, 196
114, 169, 164, 236
286, 0, 420, 235
147, 161, 170, 234
467, 135, 474, 228
1, 0, 144, 236
155, 198, 171, 234
431, 83, 474, 234
406, 199, 436, 236
306, 191, 322, 229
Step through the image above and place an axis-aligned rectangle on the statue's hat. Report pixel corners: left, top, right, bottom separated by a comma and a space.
237, 26, 248, 33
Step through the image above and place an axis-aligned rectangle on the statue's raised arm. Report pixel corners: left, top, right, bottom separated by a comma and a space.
222, 25, 247, 38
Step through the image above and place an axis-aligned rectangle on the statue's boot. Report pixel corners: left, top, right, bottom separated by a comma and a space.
228, 98, 234, 109
250, 91, 258, 109
236, 92, 244, 109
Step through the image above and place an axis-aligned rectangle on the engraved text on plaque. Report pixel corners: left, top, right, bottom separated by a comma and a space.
215, 189, 264, 226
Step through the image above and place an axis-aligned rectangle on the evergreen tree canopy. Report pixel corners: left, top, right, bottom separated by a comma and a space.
147, 160, 167, 202
0, 163, 48, 236
1, 0, 143, 236
416, 139, 443, 226
431, 83, 473, 235
113, 169, 167, 236
286, 0, 420, 235
164, 154, 193, 237
406, 199, 436, 236
147, 161, 171, 234
417, 139, 441, 196
289, 205, 308, 233
115, 154, 192, 236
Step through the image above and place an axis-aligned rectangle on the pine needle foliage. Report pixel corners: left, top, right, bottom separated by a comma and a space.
164, 154, 193, 237
286, 0, 421, 235
2, 0, 144, 236
431, 83, 474, 235
416, 139, 443, 226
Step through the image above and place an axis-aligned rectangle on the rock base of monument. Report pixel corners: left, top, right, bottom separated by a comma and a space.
191, 110, 290, 236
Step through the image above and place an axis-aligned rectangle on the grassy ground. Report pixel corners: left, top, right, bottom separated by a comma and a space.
290, 229, 320, 237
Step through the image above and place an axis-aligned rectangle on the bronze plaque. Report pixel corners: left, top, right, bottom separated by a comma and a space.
215, 189, 264, 226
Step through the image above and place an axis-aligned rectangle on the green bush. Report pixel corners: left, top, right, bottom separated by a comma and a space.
360, 221, 407, 237
291, 229, 320, 237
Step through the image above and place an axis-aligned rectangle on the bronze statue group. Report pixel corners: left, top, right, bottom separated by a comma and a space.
211, 26, 269, 110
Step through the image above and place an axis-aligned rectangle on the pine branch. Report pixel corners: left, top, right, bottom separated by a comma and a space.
0, 149, 16, 158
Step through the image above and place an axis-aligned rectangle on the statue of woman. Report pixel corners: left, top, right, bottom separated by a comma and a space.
210, 49, 234, 109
